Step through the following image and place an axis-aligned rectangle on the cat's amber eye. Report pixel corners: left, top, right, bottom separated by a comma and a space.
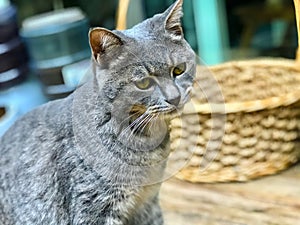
135, 77, 155, 90
172, 63, 186, 77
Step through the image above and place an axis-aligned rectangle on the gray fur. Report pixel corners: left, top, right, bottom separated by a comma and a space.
0, 0, 196, 224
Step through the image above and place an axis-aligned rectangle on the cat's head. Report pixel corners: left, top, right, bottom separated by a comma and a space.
89, 0, 196, 130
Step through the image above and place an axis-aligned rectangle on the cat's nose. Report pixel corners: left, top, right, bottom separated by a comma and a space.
166, 96, 181, 106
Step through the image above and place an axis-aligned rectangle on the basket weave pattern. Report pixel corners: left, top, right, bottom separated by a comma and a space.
169, 59, 300, 182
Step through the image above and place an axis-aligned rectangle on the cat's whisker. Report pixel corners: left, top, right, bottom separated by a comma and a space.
149, 106, 176, 115
148, 113, 160, 136
131, 113, 152, 135
131, 118, 150, 145
118, 111, 149, 141
116, 111, 141, 136
137, 114, 156, 138
120, 124, 138, 142
118, 110, 147, 133
126, 112, 148, 133
110, 112, 145, 152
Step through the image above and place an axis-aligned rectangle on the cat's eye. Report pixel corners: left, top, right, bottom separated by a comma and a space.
172, 63, 186, 77
134, 77, 155, 90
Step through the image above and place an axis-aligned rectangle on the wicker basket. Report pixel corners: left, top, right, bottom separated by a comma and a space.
116, 0, 300, 182
168, 0, 300, 182
169, 59, 300, 182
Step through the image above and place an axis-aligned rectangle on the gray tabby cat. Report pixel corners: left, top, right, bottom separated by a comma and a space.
0, 0, 196, 224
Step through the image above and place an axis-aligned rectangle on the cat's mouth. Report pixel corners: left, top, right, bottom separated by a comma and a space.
129, 104, 177, 118
127, 104, 176, 136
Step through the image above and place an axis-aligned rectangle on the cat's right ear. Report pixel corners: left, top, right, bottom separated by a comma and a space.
89, 28, 123, 64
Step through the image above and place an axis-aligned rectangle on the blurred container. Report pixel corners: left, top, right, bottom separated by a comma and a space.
43, 84, 74, 100
0, 38, 28, 73
62, 58, 90, 88
0, 102, 19, 137
0, 74, 47, 136
0, 4, 18, 43
0, 2, 46, 136
37, 66, 65, 86
0, 38, 28, 89
0, 64, 28, 89
20, 7, 91, 100
0, 3, 28, 90
20, 7, 90, 70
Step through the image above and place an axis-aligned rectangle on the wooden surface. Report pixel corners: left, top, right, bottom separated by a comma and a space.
160, 163, 300, 225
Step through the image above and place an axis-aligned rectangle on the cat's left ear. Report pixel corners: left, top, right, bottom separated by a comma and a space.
89, 27, 123, 64
164, 0, 184, 41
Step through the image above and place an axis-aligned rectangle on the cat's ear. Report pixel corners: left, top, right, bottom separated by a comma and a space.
89, 27, 123, 64
164, 0, 184, 41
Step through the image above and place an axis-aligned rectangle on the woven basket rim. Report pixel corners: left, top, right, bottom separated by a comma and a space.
184, 58, 300, 114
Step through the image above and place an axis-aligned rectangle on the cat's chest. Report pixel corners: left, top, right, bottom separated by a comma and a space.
135, 184, 160, 204
122, 184, 160, 219
69, 166, 159, 208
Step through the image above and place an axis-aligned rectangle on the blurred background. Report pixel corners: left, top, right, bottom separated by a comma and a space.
0, 0, 297, 135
